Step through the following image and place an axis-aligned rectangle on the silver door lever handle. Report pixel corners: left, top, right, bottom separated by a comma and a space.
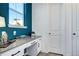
49, 33, 51, 35
73, 33, 76, 35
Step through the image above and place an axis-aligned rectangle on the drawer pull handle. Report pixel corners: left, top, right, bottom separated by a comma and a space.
38, 43, 40, 47
11, 51, 20, 56
31, 41, 37, 45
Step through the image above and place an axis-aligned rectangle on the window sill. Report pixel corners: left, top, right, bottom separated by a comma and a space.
8, 25, 27, 28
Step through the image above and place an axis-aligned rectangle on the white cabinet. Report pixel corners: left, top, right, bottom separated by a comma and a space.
0, 37, 42, 56
24, 38, 42, 56
1, 45, 24, 56
36, 38, 41, 54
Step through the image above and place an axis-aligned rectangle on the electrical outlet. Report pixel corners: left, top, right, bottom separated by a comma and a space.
13, 31, 16, 35
2, 31, 6, 35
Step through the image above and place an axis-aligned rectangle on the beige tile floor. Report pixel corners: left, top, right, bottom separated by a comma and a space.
37, 52, 63, 56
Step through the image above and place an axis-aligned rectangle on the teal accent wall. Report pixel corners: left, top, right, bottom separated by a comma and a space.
0, 3, 32, 40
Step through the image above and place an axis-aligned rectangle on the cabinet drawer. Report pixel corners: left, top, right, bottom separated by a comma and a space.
1, 46, 24, 56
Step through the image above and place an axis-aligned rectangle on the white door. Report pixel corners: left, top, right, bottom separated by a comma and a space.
49, 4, 63, 54
72, 4, 79, 56
32, 3, 65, 54
32, 3, 50, 52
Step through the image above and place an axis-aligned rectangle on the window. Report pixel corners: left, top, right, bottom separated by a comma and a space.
9, 3, 27, 28
0, 16, 6, 27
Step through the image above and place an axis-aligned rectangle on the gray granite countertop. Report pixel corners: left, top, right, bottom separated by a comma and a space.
0, 35, 41, 54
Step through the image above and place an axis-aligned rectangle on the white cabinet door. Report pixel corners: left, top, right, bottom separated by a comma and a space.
36, 38, 42, 54
1, 46, 24, 56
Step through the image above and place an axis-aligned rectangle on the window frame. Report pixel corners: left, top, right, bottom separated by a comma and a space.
8, 3, 27, 28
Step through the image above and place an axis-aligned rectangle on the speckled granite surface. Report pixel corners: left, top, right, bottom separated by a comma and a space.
0, 36, 41, 54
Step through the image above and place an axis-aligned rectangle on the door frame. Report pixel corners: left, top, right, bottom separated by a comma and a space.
63, 4, 73, 56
